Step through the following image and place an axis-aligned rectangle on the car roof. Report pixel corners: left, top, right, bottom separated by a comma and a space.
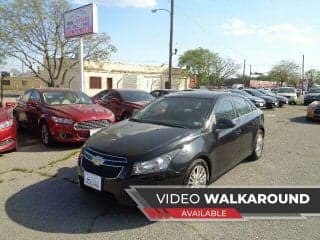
164, 90, 237, 100
115, 89, 148, 93
28, 88, 79, 93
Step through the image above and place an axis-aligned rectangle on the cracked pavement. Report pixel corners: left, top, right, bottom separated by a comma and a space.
0, 105, 319, 240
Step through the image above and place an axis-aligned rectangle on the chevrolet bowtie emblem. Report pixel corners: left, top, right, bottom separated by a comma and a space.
91, 156, 105, 166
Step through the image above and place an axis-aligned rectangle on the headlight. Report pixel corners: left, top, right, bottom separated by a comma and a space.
51, 116, 74, 124
0, 119, 13, 130
132, 149, 180, 175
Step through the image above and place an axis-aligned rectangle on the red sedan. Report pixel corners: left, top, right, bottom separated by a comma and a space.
0, 107, 17, 153
14, 88, 115, 146
92, 89, 154, 121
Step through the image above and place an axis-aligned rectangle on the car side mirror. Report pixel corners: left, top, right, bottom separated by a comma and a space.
215, 118, 236, 129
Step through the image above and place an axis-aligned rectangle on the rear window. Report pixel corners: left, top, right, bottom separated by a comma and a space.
278, 88, 295, 93
309, 88, 320, 93
120, 91, 154, 102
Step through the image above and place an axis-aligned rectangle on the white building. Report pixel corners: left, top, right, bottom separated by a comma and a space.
45, 59, 190, 96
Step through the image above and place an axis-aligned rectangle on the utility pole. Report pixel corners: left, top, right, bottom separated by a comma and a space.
242, 59, 246, 85
301, 54, 305, 92
167, 0, 174, 89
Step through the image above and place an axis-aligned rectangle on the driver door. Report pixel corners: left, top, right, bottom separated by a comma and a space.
210, 97, 241, 176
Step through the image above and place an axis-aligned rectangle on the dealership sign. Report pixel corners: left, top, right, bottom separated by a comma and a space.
64, 3, 98, 38
126, 186, 320, 221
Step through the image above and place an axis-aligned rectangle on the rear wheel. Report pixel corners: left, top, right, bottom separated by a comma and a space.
184, 159, 209, 186
41, 123, 54, 146
249, 129, 264, 161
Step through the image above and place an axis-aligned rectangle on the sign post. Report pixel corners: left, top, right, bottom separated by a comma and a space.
79, 37, 84, 92
64, 3, 98, 92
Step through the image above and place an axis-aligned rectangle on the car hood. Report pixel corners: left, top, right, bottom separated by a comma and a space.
248, 96, 264, 102
277, 92, 296, 96
260, 95, 276, 102
86, 120, 197, 159
306, 93, 320, 97
46, 104, 114, 122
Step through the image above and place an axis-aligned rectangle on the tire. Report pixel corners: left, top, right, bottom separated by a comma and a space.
41, 122, 54, 146
249, 129, 264, 161
121, 112, 131, 120
183, 159, 209, 186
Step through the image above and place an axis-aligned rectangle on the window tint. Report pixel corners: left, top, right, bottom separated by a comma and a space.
233, 96, 252, 116
215, 98, 237, 120
30, 91, 41, 102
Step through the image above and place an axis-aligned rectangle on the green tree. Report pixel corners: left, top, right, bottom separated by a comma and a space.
178, 48, 239, 87
305, 69, 320, 87
0, 0, 116, 87
269, 60, 300, 86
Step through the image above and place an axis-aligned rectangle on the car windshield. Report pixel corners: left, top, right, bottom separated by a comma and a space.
247, 89, 265, 97
259, 89, 274, 96
130, 97, 213, 129
120, 90, 154, 102
231, 90, 252, 97
278, 88, 295, 93
42, 91, 93, 105
309, 88, 320, 93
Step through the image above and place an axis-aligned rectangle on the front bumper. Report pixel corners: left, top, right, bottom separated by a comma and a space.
0, 124, 17, 153
77, 160, 185, 205
48, 121, 95, 143
253, 101, 265, 108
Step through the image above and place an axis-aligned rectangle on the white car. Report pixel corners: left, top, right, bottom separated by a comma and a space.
276, 87, 298, 104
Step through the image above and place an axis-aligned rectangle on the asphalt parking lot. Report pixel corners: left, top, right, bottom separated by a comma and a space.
0, 105, 319, 240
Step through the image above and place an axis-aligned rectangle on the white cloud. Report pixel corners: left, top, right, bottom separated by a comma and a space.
223, 18, 315, 44
74, 0, 156, 8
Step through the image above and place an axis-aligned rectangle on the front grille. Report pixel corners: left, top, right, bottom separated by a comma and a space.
74, 120, 111, 130
81, 147, 127, 179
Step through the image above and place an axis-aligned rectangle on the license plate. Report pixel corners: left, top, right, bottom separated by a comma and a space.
90, 128, 102, 136
84, 171, 102, 191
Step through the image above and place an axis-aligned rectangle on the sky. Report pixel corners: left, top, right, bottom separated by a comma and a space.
4, 0, 320, 75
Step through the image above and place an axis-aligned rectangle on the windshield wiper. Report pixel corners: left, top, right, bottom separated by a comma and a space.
143, 120, 188, 129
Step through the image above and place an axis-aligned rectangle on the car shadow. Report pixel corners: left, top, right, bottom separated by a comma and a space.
5, 167, 151, 233
17, 129, 83, 152
290, 116, 319, 125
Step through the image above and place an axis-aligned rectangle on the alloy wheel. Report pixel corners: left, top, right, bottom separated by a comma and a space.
187, 165, 207, 186
255, 133, 264, 157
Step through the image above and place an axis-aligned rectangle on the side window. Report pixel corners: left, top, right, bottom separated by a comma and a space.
22, 91, 32, 102
233, 97, 252, 116
215, 98, 237, 121
30, 91, 41, 102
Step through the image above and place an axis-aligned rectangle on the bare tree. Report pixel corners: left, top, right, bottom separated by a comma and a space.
0, 0, 116, 87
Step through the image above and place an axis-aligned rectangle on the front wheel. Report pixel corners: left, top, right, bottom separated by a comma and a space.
41, 123, 54, 146
183, 159, 209, 186
249, 130, 264, 161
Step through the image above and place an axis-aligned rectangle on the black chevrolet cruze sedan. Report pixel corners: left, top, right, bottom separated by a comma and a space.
78, 91, 265, 203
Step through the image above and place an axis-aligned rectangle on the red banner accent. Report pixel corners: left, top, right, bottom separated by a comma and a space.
143, 208, 242, 220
